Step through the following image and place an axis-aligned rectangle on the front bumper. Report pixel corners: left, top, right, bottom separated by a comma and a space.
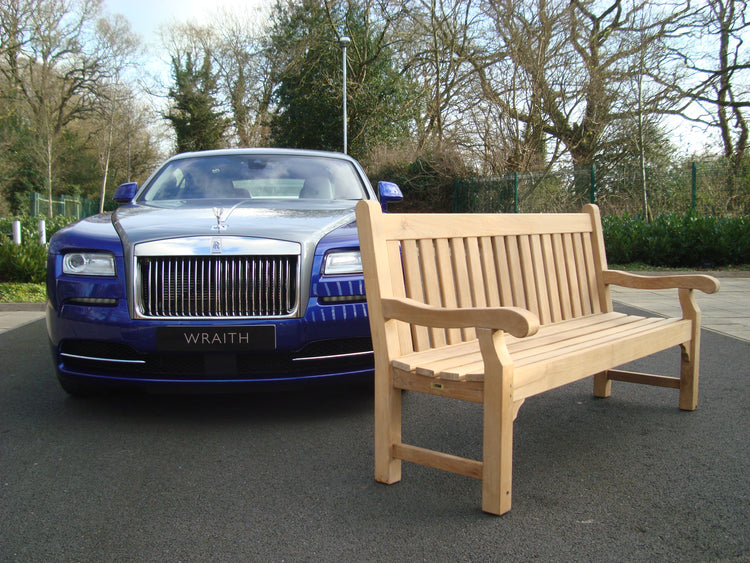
47, 297, 373, 388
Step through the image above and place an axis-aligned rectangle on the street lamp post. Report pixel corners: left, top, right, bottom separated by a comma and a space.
340, 36, 350, 154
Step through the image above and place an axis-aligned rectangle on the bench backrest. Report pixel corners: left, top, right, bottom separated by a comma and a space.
356, 201, 612, 356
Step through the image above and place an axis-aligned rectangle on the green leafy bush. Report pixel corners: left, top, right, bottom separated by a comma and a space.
0, 241, 48, 283
366, 145, 471, 213
0, 216, 79, 284
603, 213, 750, 267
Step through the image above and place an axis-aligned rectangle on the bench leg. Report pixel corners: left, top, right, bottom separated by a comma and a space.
679, 341, 699, 410
593, 371, 612, 398
374, 366, 402, 484
479, 329, 514, 515
678, 288, 701, 411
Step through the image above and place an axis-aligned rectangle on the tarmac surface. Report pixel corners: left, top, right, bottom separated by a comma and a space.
1, 274, 748, 561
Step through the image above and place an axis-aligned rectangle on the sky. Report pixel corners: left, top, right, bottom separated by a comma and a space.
102, 0, 269, 50
101, 0, 271, 121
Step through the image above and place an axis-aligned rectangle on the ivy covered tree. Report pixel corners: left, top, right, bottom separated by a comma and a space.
268, 0, 417, 158
164, 28, 228, 153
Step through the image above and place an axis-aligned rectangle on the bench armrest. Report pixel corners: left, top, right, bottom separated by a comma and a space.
381, 297, 540, 339
602, 270, 720, 294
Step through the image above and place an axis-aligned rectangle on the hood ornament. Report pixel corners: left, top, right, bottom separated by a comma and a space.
211, 207, 227, 231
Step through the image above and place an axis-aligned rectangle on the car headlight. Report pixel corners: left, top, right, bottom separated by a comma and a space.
323, 250, 363, 275
62, 252, 116, 276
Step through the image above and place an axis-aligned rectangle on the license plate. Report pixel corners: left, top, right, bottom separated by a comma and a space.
157, 326, 276, 351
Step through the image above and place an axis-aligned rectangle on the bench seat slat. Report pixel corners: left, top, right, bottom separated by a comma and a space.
392, 312, 629, 374
435, 317, 678, 381
513, 319, 691, 399
393, 314, 688, 386
414, 315, 644, 379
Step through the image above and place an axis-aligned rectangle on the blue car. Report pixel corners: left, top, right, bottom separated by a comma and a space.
46, 149, 403, 395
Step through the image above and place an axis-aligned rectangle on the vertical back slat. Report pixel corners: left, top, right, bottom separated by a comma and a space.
465, 237, 487, 307
435, 238, 462, 344
402, 239, 431, 350
581, 233, 601, 314
418, 239, 447, 347
479, 237, 501, 308
450, 237, 475, 340
505, 236, 526, 309
551, 233, 573, 319
529, 234, 551, 324
518, 235, 539, 318
571, 233, 592, 315
541, 234, 563, 323
386, 239, 414, 355
493, 236, 514, 307
562, 233, 583, 317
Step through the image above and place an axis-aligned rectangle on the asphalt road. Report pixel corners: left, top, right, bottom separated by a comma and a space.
1, 311, 749, 562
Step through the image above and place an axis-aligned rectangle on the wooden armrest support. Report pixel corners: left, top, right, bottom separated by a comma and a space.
602, 270, 720, 294
381, 297, 540, 339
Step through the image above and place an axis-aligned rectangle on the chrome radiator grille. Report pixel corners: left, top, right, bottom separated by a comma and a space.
138, 256, 298, 318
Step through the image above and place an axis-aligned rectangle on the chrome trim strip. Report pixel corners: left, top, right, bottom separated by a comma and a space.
292, 350, 374, 362
134, 237, 301, 257
61, 352, 146, 365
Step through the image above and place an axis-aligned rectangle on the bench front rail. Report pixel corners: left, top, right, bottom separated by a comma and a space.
356, 201, 720, 515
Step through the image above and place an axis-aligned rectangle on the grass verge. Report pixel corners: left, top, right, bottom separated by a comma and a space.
0, 283, 46, 303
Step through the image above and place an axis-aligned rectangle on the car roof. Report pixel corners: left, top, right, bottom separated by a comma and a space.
167, 148, 356, 163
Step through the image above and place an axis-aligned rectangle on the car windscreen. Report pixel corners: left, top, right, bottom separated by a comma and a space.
138, 154, 368, 202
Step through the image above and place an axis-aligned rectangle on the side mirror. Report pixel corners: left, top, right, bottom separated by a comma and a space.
378, 181, 403, 212
113, 182, 138, 204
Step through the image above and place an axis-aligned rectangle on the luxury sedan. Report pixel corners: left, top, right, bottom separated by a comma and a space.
46, 148, 403, 395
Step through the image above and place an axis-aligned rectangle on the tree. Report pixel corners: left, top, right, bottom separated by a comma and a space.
675, 0, 748, 211
398, 0, 478, 150
458, 0, 695, 203
211, 7, 274, 147
93, 14, 139, 211
268, 0, 416, 158
163, 24, 228, 153
595, 116, 677, 215
0, 0, 109, 215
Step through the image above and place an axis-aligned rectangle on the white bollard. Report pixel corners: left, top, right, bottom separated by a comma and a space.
12, 220, 21, 244
38, 219, 46, 245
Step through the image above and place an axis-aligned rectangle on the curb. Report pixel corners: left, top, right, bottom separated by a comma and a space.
0, 303, 46, 312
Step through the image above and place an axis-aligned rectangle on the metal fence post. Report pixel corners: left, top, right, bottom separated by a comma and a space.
514, 172, 519, 213
12, 220, 21, 244
691, 161, 697, 212
38, 220, 46, 245
590, 164, 596, 204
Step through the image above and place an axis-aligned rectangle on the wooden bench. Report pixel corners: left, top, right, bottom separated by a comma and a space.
355, 201, 720, 515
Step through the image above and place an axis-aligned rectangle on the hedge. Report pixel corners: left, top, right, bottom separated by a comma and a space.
602, 213, 750, 268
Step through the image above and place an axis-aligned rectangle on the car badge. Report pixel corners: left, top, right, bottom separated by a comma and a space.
212, 207, 227, 231
211, 237, 222, 254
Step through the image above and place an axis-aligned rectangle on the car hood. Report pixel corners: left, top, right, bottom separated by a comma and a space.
112, 202, 357, 247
